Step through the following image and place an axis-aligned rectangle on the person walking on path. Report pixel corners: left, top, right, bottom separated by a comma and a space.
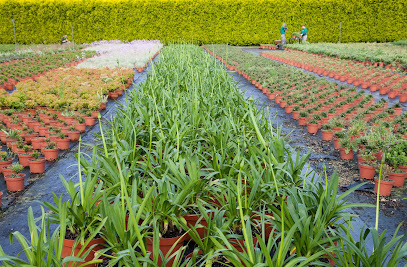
280, 23, 288, 45
300, 25, 307, 42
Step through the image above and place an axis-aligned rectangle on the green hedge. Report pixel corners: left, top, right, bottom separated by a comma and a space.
0, 0, 406, 45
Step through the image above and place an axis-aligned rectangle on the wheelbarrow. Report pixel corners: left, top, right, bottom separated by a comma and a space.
274, 40, 283, 50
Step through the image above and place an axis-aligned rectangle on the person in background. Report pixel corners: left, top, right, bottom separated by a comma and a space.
61, 35, 69, 45
280, 23, 288, 45
300, 25, 307, 42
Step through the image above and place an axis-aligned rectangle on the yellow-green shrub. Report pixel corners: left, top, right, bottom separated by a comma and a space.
0, 0, 405, 44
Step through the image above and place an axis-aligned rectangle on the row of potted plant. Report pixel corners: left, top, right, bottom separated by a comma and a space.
269, 42, 407, 71
76, 40, 163, 70
203, 45, 406, 197
0, 50, 97, 90
0, 109, 99, 194
0, 67, 134, 110
261, 50, 407, 102
0, 65, 137, 205
1, 44, 406, 267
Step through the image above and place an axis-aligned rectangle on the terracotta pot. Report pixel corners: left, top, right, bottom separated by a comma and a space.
68, 131, 80, 141
43, 148, 59, 161
4, 173, 26, 192
389, 172, 406, 187
339, 148, 354, 160
333, 138, 341, 149
394, 107, 402, 116
99, 102, 107, 110
228, 237, 258, 252
62, 237, 105, 267
373, 152, 383, 161
23, 133, 38, 144
75, 123, 86, 133
29, 158, 46, 174
0, 160, 13, 174
146, 234, 186, 266
307, 123, 319, 134
292, 111, 300, 120
361, 82, 370, 89
398, 166, 407, 178
84, 117, 95, 126
185, 214, 209, 239
38, 126, 48, 137
298, 117, 307, 126
284, 106, 293, 114
31, 137, 46, 150
321, 130, 333, 141
374, 179, 393, 196
252, 214, 276, 239
18, 153, 33, 167
108, 92, 119, 100
359, 164, 376, 180
91, 111, 100, 119
56, 138, 70, 150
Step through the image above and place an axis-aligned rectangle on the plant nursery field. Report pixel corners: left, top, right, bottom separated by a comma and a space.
0, 42, 406, 267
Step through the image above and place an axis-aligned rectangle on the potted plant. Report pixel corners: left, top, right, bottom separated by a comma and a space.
43, 142, 59, 161
393, 103, 403, 116
0, 151, 13, 174
0, 207, 94, 266
28, 150, 46, 174
299, 111, 308, 126
358, 150, 377, 180
321, 124, 334, 141
68, 125, 80, 141
339, 137, 356, 160
97, 91, 108, 110
333, 131, 345, 150
18, 145, 33, 167
143, 184, 191, 266
74, 116, 86, 133
384, 141, 407, 186
4, 163, 25, 192
307, 114, 321, 134
5, 130, 20, 147
56, 132, 70, 150
374, 164, 394, 196
82, 110, 95, 126
43, 175, 107, 265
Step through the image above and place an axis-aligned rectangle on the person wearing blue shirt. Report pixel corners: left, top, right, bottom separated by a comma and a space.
300, 25, 307, 42
280, 23, 288, 45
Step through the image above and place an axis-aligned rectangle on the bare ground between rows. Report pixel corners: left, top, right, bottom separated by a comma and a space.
221, 48, 407, 240
0, 58, 157, 256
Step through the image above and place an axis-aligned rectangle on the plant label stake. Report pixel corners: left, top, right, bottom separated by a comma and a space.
12, 19, 17, 51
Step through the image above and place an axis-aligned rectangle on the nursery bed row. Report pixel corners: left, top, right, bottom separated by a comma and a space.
0, 49, 160, 209
260, 43, 407, 72
77, 40, 163, 70
1, 44, 406, 267
0, 50, 97, 90
259, 49, 407, 102
0, 70, 142, 208
204, 45, 407, 198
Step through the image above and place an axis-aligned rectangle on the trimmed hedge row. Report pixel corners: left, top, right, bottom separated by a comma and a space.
0, 0, 406, 45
